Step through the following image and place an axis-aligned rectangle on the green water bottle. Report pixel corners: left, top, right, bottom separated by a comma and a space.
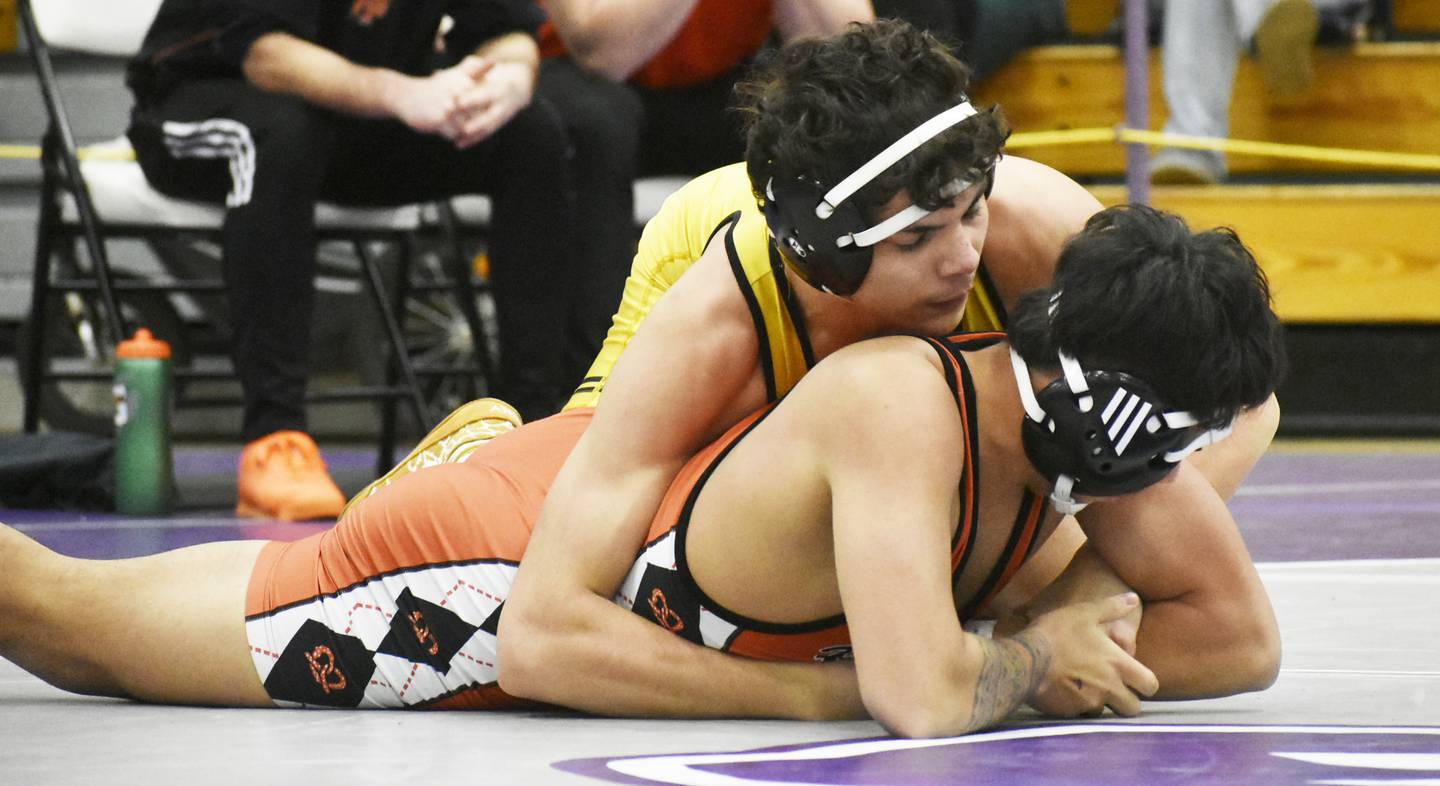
114, 328, 173, 515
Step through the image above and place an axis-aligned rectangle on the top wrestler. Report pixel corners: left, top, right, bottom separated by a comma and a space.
493, 19, 1283, 717
0, 203, 1285, 738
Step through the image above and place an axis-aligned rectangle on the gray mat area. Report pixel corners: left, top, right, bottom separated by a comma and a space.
2, 442, 1437, 784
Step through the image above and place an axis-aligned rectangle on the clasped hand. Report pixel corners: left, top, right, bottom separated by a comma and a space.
395, 55, 534, 149
1018, 592, 1158, 718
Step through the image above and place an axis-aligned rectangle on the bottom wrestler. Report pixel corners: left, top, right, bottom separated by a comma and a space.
0, 206, 1285, 738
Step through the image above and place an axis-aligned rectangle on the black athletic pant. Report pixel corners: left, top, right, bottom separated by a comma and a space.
129, 79, 576, 436
536, 58, 748, 385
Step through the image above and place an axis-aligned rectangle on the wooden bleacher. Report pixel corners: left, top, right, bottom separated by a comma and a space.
997, 8, 1440, 430
973, 42, 1440, 176
1088, 185, 1440, 323
1067, 0, 1440, 37
970, 34, 1440, 328
1066, 0, 1119, 37
1396, 0, 1440, 32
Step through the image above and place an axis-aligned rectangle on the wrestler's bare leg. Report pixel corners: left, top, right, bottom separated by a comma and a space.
0, 523, 271, 707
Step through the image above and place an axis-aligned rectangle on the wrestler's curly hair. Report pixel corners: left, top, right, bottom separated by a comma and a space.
1009, 205, 1287, 428
734, 19, 1009, 217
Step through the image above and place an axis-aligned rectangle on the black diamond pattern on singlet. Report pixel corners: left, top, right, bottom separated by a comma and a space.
375, 588, 479, 673
479, 600, 503, 636
630, 563, 703, 646
264, 618, 375, 707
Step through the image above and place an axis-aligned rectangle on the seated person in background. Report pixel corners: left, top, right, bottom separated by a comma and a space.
1151, 0, 1369, 183
0, 204, 1286, 736
493, 20, 1281, 716
124, 0, 577, 520
533, 0, 874, 384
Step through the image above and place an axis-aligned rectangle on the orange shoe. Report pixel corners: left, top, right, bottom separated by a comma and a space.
236, 431, 346, 521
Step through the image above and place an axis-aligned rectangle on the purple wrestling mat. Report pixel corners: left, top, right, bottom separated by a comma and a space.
558, 725, 1440, 786
6, 442, 1439, 563
1, 442, 1437, 785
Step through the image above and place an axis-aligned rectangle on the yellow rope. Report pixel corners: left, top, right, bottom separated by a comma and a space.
0, 143, 136, 161
0, 144, 38, 159
1005, 128, 1118, 148
4, 127, 1438, 170
1007, 126, 1440, 172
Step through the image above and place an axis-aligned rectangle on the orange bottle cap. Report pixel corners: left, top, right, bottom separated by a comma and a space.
116, 327, 172, 360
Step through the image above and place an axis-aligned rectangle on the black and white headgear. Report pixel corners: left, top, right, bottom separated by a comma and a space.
1009, 296, 1234, 514
762, 100, 995, 296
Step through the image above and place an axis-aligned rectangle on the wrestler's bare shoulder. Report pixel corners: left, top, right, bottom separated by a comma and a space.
991, 156, 1099, 216
983, 156, 1102, 303
789, 336, 956, 430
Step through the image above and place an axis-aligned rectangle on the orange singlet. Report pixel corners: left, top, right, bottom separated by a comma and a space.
615, 333, 1045, 662
244, 409, 591, 709
243, 337, 1045, 709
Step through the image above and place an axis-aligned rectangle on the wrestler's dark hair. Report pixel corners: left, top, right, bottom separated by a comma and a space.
1008, 204, 1287, 428
734, 19, 1009, 218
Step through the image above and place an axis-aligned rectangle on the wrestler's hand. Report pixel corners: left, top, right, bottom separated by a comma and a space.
450, 59, 535, 149
391, 55, 492, 139
995, 542, 1143, 655
1104, 599, 1142, 657
1020, 592, 1158, 718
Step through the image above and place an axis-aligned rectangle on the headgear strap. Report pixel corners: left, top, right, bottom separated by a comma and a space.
823, 101, 980, 249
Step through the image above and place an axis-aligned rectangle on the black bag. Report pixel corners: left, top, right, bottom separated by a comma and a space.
0, 432, 115, 511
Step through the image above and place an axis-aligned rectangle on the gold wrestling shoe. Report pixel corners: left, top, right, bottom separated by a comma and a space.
340, 397, 523, 519
1255, 0, 1319, 98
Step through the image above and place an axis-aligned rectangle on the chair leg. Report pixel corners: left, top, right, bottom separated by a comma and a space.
22, 184, 58, 433
353, 239, 428, 472
377, 244, 407, 475
436, 201, 497, 390
35, 119, 125, 347
449, 242, 498, 392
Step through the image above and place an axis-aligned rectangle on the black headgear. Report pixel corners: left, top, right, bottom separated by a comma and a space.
762, 101, 994, 297
1009, 348, 1233, 514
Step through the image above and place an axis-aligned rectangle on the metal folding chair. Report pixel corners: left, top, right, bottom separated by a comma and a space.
18, 0, 495, 472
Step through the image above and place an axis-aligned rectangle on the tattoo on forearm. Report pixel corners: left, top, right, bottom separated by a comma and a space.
967, 631, 1051, 733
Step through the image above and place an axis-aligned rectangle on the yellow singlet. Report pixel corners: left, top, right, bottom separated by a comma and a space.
563, 163, 1008, 411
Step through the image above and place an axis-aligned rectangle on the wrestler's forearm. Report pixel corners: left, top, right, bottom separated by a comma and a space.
773, 0, 874, 41
962, 631, 1050, 733
1134, 595, 1281, 699
1073, 462, 1281, 702
546, 0, 700, 80
242, 32, 406, 119
499, 591, 865, 720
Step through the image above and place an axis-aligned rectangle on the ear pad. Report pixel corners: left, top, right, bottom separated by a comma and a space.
763, 176, 877, 296
1020, 369, 1194, 497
